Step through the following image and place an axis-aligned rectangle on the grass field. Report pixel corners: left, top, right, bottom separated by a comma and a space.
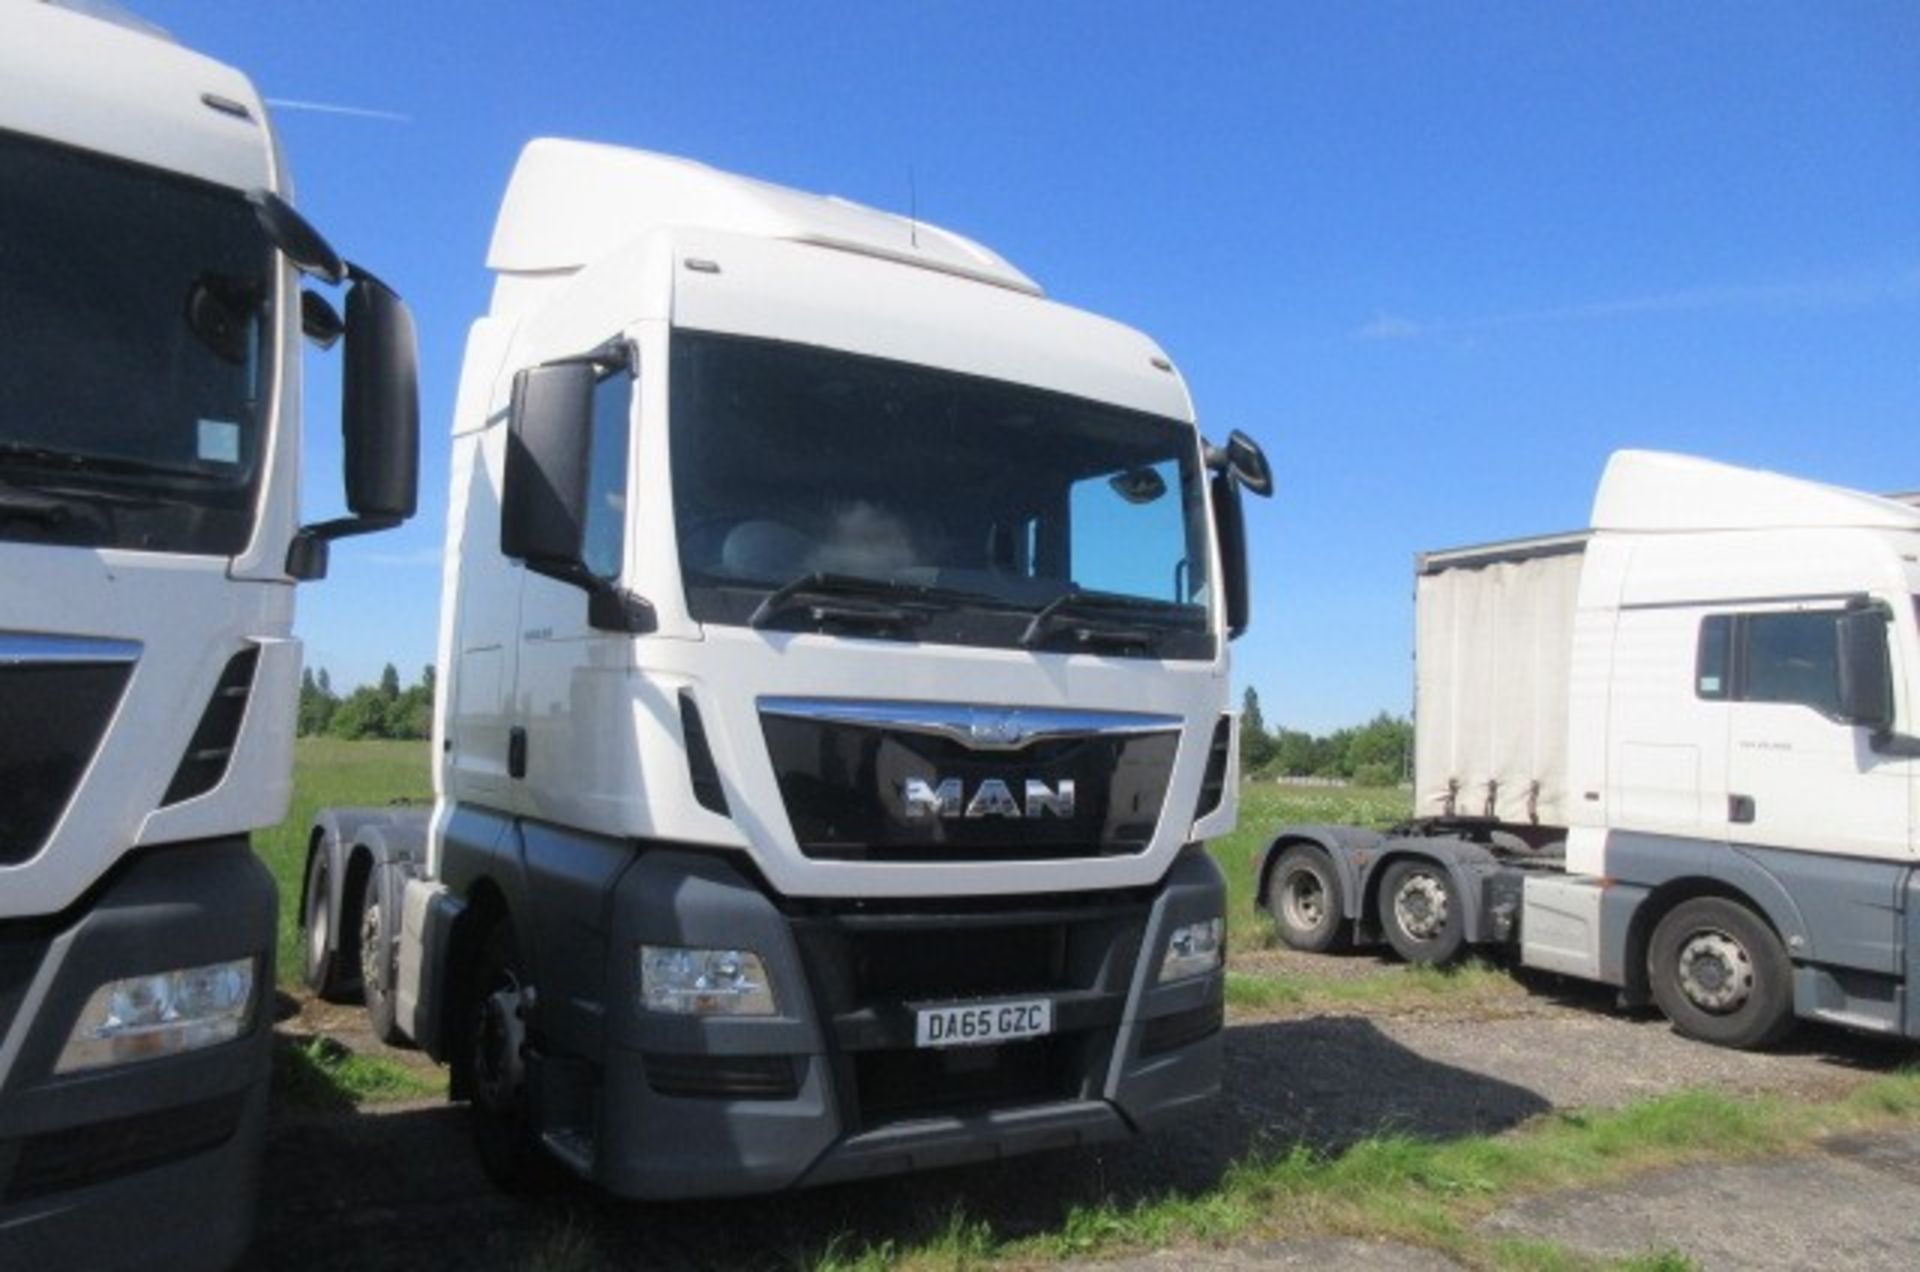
259, 738, 431, 986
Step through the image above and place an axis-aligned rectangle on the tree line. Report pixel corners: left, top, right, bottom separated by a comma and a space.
1239, 687, 1411, 787
298, 663, 435, 740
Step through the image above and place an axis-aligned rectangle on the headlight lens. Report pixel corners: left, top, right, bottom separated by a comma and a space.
639, 946, 776, 1016
56, 957, 255, 1073
1160, 918, 1224, 983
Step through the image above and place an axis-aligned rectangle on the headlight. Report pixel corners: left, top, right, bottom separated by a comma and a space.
56, 957, 255, 1074
639, 946, 777, 1016
1160, 918, 1223, 983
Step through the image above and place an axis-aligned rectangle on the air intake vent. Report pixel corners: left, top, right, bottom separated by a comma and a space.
0, 638, 137, 866
162, 647, 258, 806
679, 691, 730, 816
1193, 713, 1232, 823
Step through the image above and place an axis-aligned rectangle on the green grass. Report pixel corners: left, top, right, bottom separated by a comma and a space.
272, 1033, 443, 1112
257, 737, 431, 986
798, 1071, 1920, 1270
1209, 781, 1411, 953
1223, 960, 1523, 1017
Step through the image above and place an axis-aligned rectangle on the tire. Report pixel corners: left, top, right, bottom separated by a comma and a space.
1647, 897, 1795, 1050
467, 922, 559, 1193
302, 847, 353, 1000
1377, 858, 1466, 966
358, 874, 405, 1046
1266, 845, 1348, 953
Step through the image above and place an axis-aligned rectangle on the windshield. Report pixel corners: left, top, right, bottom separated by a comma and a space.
0, 129, 275, 554
670, 330, 1215, 658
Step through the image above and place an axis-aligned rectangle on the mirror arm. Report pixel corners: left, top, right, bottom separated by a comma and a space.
285, 514, 406, 581
1869, 728, 1920, 759
524, 558, 657, 635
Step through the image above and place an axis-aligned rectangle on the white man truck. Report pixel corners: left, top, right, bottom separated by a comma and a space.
1259, 451, 1920, 1049
300, 139, 1272, 1196
1, 3, 417, 1263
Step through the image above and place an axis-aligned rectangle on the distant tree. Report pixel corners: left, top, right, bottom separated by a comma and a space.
378, 662, 402, 700
1273, 728, 1317, 776
297, 665, 339, 737
329, 686, 390, 740
1239, 687, 1278, 773
1345, 712, 1411, 782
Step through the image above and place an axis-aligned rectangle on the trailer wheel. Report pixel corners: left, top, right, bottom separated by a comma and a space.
1648, 897, 1795, 1050
358, 876, 404, 1046
302, 848, 353, 1000
1378, 858, 1466, 965
1266, 846, 1348, 952
468, 921, 558, 1193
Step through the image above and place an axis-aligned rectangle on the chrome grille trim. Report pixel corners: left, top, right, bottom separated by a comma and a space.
757, 697, 1181, 752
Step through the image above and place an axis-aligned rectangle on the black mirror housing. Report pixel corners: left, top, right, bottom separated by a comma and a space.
342, 277, 419, 522
248, 189, 345, 285
1226, 429, 1273, 497
1212, 470, 1250, 639
501, 362, 597, 568
1837, 603, 1895, 732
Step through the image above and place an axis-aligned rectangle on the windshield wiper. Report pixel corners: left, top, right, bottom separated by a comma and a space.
747, 571, 995, 631
0, 482, 72, 527
0, 441, 226, 485
1019, 589, 1196, 651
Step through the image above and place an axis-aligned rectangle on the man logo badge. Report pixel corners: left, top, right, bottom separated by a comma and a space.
902, 777, 1076, 820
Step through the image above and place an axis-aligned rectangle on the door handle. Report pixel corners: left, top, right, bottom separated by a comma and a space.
508, 727, 527, 780
1729, 794, 1755, 824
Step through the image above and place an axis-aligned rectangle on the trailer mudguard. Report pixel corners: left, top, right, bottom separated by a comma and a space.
303, 804, 432, 951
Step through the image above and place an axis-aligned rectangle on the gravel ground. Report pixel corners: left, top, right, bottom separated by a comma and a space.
248, 952, 1915, 1270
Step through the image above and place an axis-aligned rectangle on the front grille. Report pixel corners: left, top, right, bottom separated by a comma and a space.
790, 891, 1150, 1130
4, 1092, 245, 1202
162, 646, 258, 805
761, 709, 1179, 863
0, 657, 134, 865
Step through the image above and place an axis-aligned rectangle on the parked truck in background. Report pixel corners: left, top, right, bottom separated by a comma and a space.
0, 3, 418, 1263
1259, 451, 1919, 1049
301, 139, 1272, 1197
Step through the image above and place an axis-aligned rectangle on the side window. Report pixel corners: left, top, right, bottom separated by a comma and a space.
1740, 611, 1841, 716
1068, 459, 1185, 601
581, 371, 633, 580
1696, 614, 1731, 699
1701, 608, 1847, 716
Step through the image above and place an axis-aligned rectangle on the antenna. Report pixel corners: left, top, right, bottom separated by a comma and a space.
908, 164, 919, 249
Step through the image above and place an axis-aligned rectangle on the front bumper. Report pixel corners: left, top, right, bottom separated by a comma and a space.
570, 846, 1224, 1199
0, 838, 275, 1269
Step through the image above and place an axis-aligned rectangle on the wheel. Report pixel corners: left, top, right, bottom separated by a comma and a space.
1266, 845, 1348, 953
1647, 897, 1795, 1050
467, 922, 559, 1193
357, 875, 404, 1045
302, 848, 353, 1000
1378, 858, 1466, 965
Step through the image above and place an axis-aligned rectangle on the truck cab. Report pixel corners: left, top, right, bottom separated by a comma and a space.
1258, 452, 1919, 1050
307, 140, 1270, 1197
0, 4, 415, 1262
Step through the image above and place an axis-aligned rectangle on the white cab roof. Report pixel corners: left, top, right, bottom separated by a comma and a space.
0, 0, 273, 192
487, 139, 1041, 295
1593, 450, 1920, 533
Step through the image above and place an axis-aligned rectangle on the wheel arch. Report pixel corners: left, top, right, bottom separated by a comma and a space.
1618, 875, 1797, 1004
444, 874, 512, 1097
1255, 825, 1379, 920
1357, 839, 1493, 937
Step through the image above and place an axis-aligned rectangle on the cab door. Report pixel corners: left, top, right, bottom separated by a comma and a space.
511, 357, 638, 836
1716, 604, 1910, 863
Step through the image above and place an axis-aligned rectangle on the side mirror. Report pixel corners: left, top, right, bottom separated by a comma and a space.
342, 275, 419, 522
1837, 603, 1894, 732
501, 363, 596, 568
1225, 429, 1273, 497
500, 358, 656, 635
1211, 470, 1250, 639
284, 270, 420, 580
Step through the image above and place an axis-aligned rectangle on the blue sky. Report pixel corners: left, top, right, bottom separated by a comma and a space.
143, 1, 1919, 733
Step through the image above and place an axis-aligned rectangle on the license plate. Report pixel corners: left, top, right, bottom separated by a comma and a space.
914, 998, 1053, 1049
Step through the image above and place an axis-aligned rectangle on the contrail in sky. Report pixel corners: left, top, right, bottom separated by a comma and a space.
265, 97, 411, 123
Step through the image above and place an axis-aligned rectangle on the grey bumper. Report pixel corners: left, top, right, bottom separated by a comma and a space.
0, 838, 275, 1269
582, 847, 1225, 1199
